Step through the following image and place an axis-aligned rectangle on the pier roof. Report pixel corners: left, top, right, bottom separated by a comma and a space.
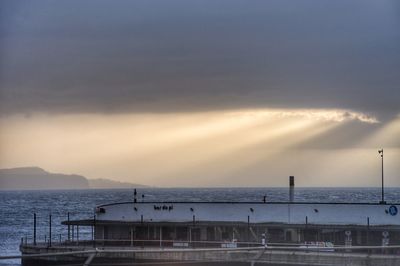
63, 202, 400, 228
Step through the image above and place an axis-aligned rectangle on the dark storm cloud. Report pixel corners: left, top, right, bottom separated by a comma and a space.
1, 0, 400, 119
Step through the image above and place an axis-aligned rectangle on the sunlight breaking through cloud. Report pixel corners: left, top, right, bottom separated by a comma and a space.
0, 108, 386, 186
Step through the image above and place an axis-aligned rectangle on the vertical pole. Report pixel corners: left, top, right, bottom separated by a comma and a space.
67, 212, 70, 241
77, 226, 79, 243
33, 213, 37, 245
93, 215, 96, 247
192, 215, 195, 248
134, 188, 137, 203
49, 214, 52, 247
305, 216, 308, 242
72, 225, 74, 242
379, 149, 385, 204
381, 150, 384, 203
367, 217, 370, 253
247, 215, 250, 244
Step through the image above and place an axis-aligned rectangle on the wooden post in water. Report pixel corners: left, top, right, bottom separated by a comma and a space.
48, 214, 52, 247
33, 213, 37, 245
67, 212, 70, 241
367, 217, 370, 254
93, 214, 96, 247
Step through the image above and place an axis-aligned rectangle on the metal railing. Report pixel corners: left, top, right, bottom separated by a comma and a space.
3, 242, 400, 266
18, 236, 400, 254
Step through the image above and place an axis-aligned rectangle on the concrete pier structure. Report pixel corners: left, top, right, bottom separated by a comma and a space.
18, 198, 400, 265
19, 243, 400, 266
61, 201, 400, 247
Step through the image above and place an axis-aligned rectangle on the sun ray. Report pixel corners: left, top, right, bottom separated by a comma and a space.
0, 108, 383, 186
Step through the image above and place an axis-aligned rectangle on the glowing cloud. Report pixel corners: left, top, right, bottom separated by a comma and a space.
230, 109, 379, 124
0, 108, 388, 187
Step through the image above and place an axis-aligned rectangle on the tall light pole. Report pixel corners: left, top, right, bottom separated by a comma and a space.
378, 149, 385, 204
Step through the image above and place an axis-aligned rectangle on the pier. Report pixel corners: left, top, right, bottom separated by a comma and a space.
13, 241, 400, 266
12, 179, 400, 265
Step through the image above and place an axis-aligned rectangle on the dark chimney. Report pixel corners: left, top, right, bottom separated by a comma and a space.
289, 176, 294, 202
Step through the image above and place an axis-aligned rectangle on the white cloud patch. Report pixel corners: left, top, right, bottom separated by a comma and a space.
230, 109, 379, 124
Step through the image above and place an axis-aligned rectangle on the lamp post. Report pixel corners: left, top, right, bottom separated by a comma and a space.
378, 149, 386, 204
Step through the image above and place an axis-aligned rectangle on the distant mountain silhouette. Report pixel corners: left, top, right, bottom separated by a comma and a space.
0, 167, 148, 190
88, 178, 148, 189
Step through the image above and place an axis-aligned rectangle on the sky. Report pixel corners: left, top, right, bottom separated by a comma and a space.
0, 0, 399, 187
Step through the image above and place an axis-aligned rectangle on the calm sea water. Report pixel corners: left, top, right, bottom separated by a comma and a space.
1, 187, 400, 266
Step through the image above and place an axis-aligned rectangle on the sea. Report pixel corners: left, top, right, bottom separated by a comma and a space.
1, 187, 400, 266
